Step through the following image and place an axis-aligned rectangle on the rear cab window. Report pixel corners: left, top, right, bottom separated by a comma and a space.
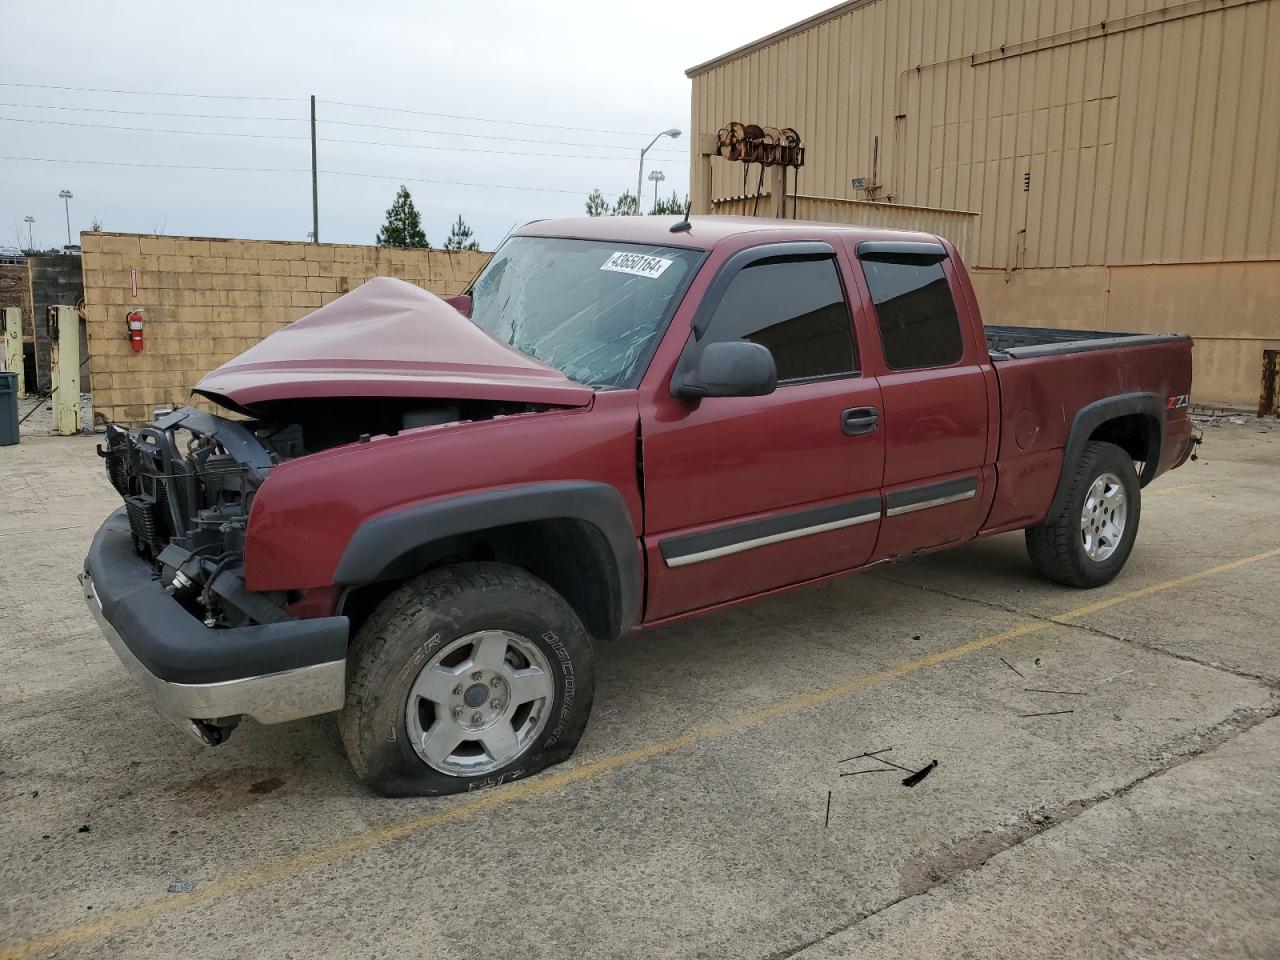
860, 256, 964, 370
699, 255, 858, 382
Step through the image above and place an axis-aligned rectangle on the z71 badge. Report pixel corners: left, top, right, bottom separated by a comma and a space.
1167, 393, 1190, 409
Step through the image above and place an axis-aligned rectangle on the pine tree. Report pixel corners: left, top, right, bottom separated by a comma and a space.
610, 191, 640, 216
376, 185, 429, 248
443, 214, 481, 251
586, 188, 667, 217
585, 189, 610, 217
652, 192, 689, 216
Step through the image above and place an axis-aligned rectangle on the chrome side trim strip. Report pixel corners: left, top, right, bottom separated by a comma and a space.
661, 475, 979, 568
884, 488, 976, 517
665, 511, 880, 567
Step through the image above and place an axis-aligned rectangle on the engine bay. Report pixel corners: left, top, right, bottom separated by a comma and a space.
99, 399, 544, 628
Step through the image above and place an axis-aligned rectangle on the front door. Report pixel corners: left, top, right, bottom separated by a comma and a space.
640, 242, 885, 622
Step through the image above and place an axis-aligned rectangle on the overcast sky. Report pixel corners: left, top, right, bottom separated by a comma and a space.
3, 1, 830, 252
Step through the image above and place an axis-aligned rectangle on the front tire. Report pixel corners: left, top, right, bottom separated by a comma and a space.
1025, 440, 1141, 588
339, 562, 594, 797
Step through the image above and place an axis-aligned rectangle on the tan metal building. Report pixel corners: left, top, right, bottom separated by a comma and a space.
687, 0, 1280, 408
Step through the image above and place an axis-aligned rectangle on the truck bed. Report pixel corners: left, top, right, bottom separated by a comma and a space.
985, 325, 1187, 360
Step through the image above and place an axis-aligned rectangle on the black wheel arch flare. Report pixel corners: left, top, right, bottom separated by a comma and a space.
331, 481, 642, 641
1048, 392, 1164, 519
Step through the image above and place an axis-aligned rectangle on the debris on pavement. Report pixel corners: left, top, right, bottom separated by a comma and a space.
1020, 709, 1075, 718
868, 753, 939, 786
1000, 657, 1025, 677
824, 791, 831, 828
901, 760, 938, 787
863, 754, 914, 774
837, 747, 939, 787
167, 880, 196, 894
76, 824, 89, 833
1025, 688, 1087, 696
838, 747, 893, 764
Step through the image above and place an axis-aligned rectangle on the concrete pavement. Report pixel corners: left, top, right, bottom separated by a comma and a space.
796, 718, 1280, 960
1, 421, 1277, 959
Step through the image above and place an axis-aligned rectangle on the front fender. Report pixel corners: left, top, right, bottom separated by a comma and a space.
332, 481, 642, 634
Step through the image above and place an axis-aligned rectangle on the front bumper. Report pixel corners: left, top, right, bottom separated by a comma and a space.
82, 507, 349, 744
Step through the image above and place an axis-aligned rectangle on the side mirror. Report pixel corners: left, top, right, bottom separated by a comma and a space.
445, 294, 473, 318
673, 340, 778, 400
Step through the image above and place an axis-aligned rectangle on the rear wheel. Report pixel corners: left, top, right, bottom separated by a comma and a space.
1025, 441, 1141, 588
339, 561, 594, 797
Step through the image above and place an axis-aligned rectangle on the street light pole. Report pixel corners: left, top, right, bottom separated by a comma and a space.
637, 128, 680, 214
58, 190, 73, 247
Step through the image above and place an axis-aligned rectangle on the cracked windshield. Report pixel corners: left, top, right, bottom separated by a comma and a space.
469, 236, 700, 388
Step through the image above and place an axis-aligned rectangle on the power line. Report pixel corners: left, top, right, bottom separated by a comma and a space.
0, 154, 305, 173
318, 136, 667, 162
0, 101, 305, 122
323, 168, 622, 197
322, 118, 685, 154
0, 108, 685, 155
0, 115, 308, 140
0, 83, 675, 139
321, 99, 654, 137
0, 80, 301, 101
0, 115, 682, 162
0, 154, 627, 197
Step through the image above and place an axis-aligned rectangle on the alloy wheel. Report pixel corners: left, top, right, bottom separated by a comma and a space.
405, 630, 554, 776
1080, 471, 1127, 562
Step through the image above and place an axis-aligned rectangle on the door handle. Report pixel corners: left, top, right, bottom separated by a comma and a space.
841, 406, 879, 437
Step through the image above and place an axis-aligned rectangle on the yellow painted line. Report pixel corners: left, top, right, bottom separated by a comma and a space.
4, 545, 1279, 960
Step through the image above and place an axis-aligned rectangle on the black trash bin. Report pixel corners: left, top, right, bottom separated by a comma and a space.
0, 371, 18, 446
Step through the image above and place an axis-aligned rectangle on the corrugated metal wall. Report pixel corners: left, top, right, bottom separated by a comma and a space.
690, 0, 1280, 271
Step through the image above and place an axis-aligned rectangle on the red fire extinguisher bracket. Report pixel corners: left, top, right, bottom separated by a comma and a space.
126, 310, 144, 353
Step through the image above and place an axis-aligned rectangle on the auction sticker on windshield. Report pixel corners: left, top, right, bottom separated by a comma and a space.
600, 251, 674, 279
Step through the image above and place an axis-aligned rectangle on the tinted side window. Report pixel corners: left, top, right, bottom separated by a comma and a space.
703, 257, 857, 382
861, 259, 964, 370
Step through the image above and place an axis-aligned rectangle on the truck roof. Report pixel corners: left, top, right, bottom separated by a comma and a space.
513, 214, 942, 251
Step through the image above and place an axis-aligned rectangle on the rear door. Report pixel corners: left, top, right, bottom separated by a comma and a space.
847, 241, 995, 560
639, 241, 885, 621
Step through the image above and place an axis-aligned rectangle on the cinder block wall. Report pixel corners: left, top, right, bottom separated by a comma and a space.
0, 262, 32, 320
0, 262, 35, 395
81, 233, 490, 425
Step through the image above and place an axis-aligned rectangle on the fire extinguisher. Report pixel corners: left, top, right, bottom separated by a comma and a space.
126, 310, 144, 352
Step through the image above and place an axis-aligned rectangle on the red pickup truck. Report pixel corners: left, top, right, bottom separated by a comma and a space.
82, 215, 1196, 796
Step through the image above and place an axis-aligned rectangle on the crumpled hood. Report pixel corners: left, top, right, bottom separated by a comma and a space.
194, 276, 593, 413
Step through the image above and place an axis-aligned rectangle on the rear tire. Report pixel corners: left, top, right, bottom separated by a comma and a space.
339, 561, 594, 797
1025, 441, 1141, 588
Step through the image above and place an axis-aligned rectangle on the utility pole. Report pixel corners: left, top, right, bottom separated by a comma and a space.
310, 95, 319, 243
23, 216, 34, 251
